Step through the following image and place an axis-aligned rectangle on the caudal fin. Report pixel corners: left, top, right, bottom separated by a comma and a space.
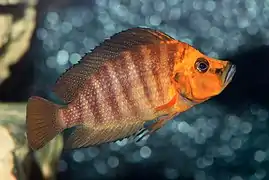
26, 96, 66, 150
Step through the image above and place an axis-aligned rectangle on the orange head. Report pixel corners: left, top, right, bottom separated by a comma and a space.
172, 43, 236, 104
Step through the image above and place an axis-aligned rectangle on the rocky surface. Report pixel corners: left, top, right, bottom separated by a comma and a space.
0, 0, 37, 85
0, 103, 63, 180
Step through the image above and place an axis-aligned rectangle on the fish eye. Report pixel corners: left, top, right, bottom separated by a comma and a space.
195, 58, 209, 73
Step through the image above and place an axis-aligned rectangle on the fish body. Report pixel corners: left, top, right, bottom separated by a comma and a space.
63, 43, 182, 127
26, 27, 236, 150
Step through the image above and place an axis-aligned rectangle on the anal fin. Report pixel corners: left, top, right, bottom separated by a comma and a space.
63, 112, 179, 149
64, 126, 93, 149
63, 121, 145, 149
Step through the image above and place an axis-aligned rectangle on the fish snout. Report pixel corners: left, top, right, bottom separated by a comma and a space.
223, 62, 236, 85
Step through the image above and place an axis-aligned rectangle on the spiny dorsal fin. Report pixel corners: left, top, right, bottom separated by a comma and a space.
52, 27, 177, 103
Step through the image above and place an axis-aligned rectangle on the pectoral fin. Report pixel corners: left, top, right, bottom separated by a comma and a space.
134, 112, 179, 142
154, 95, 177, 112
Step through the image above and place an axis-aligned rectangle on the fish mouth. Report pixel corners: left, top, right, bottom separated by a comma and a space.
223, 63, 236, 85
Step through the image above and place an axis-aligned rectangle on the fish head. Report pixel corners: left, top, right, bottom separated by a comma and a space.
172, 45, 236, 104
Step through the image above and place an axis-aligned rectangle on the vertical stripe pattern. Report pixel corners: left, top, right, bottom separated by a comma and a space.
61, 42, 181, 147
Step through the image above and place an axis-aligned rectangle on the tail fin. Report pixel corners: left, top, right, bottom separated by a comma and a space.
26, 96, 66, 150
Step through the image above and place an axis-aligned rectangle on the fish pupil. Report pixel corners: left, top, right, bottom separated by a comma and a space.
199, 63, 207, 70
195, 58, 209, 73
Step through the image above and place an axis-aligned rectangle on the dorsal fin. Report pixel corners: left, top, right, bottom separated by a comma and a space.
52, 27, 177, 103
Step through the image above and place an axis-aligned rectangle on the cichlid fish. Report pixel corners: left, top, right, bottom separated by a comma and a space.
26, 27, 236, 150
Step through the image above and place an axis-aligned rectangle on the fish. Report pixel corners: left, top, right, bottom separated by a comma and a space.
26, 27, 236, 150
